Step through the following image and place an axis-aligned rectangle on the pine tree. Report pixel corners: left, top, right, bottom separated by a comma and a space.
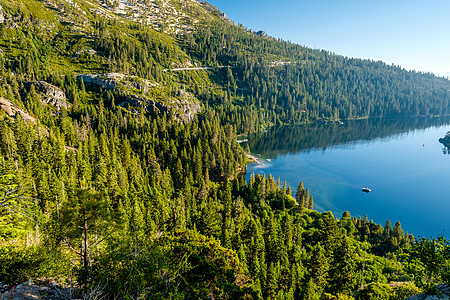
0, 173, 37, 241
383, 219, 392, 239
308, 242, 329, 296
328, 237, 357, 295
266, 262, 280, 298
319, 212, 340, 254
304, 188, 310, 209
308, 195, 314, 210
392, 221, 404, 242
296, 181, 305, 208
56, 187, 113, 286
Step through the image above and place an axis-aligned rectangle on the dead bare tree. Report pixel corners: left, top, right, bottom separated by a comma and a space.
0, 175, 41, 228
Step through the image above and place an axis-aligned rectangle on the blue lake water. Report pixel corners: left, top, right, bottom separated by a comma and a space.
246, 118, 450, 238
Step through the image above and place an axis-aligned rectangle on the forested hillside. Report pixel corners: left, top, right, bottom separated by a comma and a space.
1, 0, 450, 299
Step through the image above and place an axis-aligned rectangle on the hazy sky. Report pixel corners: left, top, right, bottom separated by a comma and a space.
207, 0, 450, 75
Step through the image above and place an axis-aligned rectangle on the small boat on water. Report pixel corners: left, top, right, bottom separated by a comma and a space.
362, 187, 372, 193
266, 158, 271, 162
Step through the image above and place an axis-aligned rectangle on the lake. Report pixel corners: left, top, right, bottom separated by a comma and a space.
245, 117, 450, 239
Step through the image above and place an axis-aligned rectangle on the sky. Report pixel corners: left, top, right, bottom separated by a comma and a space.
207, 0, 450, 76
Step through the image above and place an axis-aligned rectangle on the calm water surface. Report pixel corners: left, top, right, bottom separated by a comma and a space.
246, 118, 450, 238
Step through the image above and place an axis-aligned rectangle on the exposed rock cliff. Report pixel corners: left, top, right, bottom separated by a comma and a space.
0, 3, 18, 28
0, 97, 36, 124
24, 81, 70, 110
91, 0, 209, 35
0, 4, 5, 23
79, 73, 201, 123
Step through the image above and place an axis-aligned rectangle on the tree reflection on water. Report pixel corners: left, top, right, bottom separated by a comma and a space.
248, 117, 450, 158
439, 131, 450, 155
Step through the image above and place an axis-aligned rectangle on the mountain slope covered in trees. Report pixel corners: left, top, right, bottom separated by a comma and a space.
1, 0, 450, 299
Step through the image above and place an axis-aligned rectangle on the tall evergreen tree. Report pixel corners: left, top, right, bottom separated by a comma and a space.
296, 181, 305, 208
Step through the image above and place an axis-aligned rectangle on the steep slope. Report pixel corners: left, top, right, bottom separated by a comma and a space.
0, 0, 209, 123
0, 0, 449, 130
1, 1, 450, 299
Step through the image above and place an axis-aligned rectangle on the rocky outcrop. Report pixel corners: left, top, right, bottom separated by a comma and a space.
79, 73, 159, 94
0, 4, 18, 29
405, 284, 450, 300
79, 73, 129, 93
91, 0, 206, 35
0, 5, 5, 23
122, 91, 201, 123
78, 73, 201, 123
0, 97, 36, 124
0, 280, 70, 300
173, 89, 202, 122
25, 81, 70, 110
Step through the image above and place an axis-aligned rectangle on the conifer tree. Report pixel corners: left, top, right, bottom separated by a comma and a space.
56, 187, 113, 286
308, 195, 314, 210
319, 212, 340, 254
307, 242, 329, 296
328, 237, 357, 295
383, 219, 392, 239
0, 173, 38, 241
296, 181, 305, 208
392, 221, 404, 242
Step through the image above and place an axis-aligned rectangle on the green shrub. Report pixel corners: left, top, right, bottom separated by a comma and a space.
0, 246, 45, 285
355, 282, 393, 300
391, 283, 421, 300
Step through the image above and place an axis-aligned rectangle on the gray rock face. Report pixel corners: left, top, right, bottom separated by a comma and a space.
0, 97, 36, 124
0, 5, 5, 23
172, 89, 202, 123
123, 92, 201, 123
78, 73, 125, 92
405, 284, 450, 300
78, 73, 201, 123
25, 81, 70, 110
0, 280, 70, 299
0, 5, 18, 29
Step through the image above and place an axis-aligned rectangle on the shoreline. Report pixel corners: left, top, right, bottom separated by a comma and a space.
245, 153, 261, 164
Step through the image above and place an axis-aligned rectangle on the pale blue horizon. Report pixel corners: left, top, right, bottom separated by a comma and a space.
207, 0, 450, 76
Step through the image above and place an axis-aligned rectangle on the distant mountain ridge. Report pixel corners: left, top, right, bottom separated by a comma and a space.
434, 72, 450, 79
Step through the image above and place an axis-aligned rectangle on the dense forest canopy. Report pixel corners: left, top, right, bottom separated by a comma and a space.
1, 0, 450, 298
